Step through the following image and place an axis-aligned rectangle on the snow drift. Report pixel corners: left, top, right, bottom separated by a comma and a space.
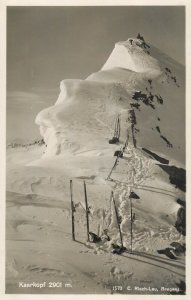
35, 37, 185, 165
6, 36, 186, 294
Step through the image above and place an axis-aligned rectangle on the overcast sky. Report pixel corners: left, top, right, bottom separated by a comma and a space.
7, 6, 185, 92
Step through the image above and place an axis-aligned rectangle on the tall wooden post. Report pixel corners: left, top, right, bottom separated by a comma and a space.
112, 191, 123, 248
130, 168, 136, 253
117, 115, 120, 139
70, 180, 75, 241
106, 157, 118, 180
130, 195, 133, 253
84, 181, 90, 242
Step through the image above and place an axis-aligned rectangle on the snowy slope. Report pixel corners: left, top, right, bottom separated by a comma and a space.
6, 37, 186, 294
6, 144, 185, 294
102, 39, 161, 75
35, 37, 185, 164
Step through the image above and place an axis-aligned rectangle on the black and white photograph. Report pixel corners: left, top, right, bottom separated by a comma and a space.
2, 2, 189, 297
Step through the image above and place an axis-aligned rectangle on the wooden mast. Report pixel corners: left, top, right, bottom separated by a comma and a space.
84, 181, 90, 242
70, 180, 75, 241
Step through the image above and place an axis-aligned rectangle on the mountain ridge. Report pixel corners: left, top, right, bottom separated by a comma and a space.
35, 37, 185, 165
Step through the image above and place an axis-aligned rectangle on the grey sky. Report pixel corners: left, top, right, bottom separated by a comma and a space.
7, 6, 185, 92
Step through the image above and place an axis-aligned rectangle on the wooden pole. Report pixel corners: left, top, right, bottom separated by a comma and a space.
70, 180, 75, 241
130, 169, 135, 253
114, 116, 117, 138
106, 154, 119, 180
118, 115, 120, 139
130, 194, 133, 253
84, 181, 90, 242
114, 117, 117, 138
112, 191, 123, 248
107, 143, 124, 180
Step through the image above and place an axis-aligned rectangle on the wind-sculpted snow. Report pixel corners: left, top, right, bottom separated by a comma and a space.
7, 37, 186, 294
102, 39, 162, 76
35, 38, 185, 165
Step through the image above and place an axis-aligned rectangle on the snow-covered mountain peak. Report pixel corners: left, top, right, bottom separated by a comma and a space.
116, 37, 145, 48
35, 36, 185, 164
102, 37, 162, 76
